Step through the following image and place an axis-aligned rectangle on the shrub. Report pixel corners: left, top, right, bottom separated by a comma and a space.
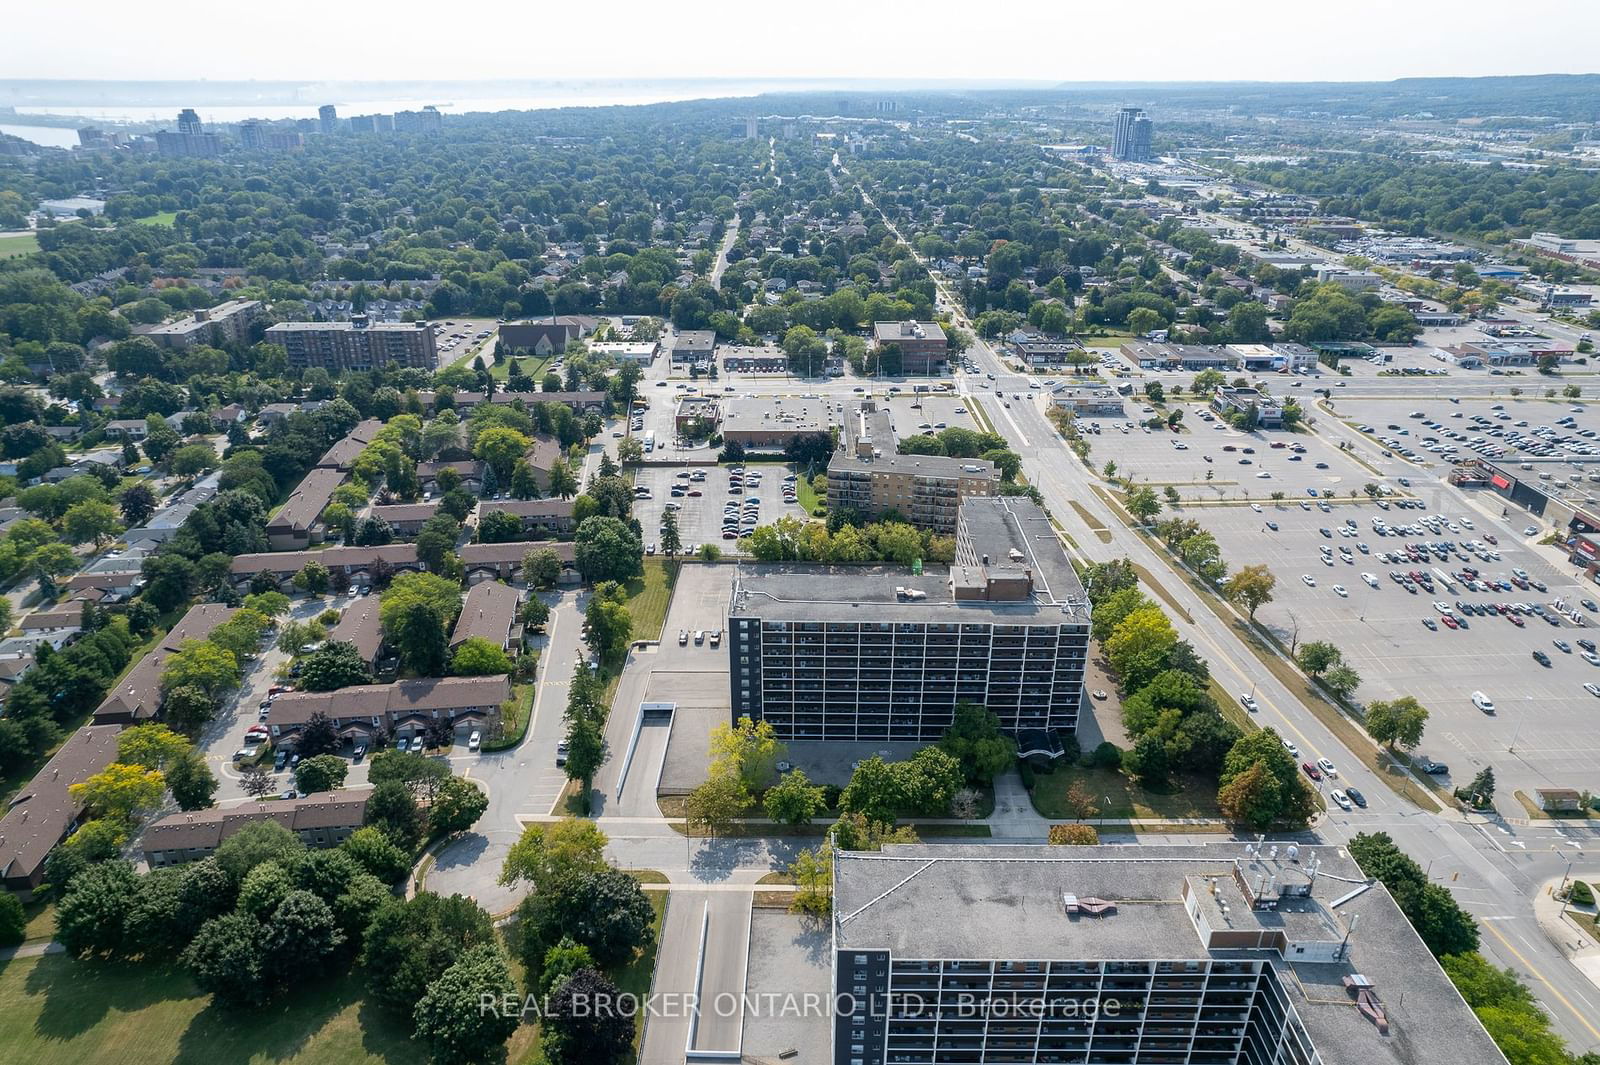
1048, 824, 1101, 845
1569, 880, 1595, 907
0, 891, 24, 945
1016, 760, 1036, 789
1090, 741, 1123, 769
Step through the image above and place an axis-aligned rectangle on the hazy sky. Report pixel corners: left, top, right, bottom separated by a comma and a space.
7, 0, 1599, 84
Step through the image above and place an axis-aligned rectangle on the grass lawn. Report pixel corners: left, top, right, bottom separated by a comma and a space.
484, 676, 535, 751
130, 212, 178, 227
0, 233, 39, 258
793, 467, 825, 515
617, 889, 668, 1054
0, 957, 532, 1065
621, 559, 679, 643
1029, 764, 1224, 821
492, 354, 552, 384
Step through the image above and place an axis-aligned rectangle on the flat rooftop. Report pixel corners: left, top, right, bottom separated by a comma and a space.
720, 396, 829, 436
731, 564, 1087, 624
832, 843, 1506, 1065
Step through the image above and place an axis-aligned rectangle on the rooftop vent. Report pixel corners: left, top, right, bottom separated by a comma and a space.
1061, 893, 1117, 917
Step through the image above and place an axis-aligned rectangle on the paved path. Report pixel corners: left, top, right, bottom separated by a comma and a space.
989, 768, 1053, 837
0, 941, 62, 960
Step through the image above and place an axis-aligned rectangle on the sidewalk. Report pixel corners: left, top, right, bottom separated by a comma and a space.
0, 941, 62, 961
1532, 875, 1600, 993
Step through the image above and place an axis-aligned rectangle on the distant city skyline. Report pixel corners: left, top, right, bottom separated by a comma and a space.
3, 0, 1598, 84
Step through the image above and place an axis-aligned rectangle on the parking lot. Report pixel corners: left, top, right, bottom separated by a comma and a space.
631, 463, 810, 556
1194, 496, 1600, 800
1085, 403, 1381, 503
1332, 394, 1600, 476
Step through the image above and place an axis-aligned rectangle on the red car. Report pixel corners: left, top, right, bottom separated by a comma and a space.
1508, 614, 1526, 627
1484, 534, 1498, 544
268, 685, 295, 695
1440, 615, 1459, 629
1302, 762, 1323, 781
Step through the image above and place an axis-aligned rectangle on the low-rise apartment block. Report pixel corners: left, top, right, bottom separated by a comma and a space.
146, 299, 262, 350
476, 498, 576, 538
266, 315, 437, 372
727, 497, 1089, 741
266, 466, 347, 550
144, 790, 368, 868
450, 580, 522, 655
94, 604, 237, 724
267, 675, 512, 746
0, 724, 122, 895
827, 401, 997, 532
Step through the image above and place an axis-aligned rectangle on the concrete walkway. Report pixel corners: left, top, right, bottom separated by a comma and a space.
988, 768, 1055, 838
0, 941, 62, 960
1533, 875, 1600, 993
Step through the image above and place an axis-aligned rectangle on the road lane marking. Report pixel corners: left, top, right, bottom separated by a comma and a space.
1480, 918, 1600, 1041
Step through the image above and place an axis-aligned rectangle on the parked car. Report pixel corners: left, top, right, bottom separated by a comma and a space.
468, 730, 482, 752
555, 742, 569, 767
409, 735, 425, 752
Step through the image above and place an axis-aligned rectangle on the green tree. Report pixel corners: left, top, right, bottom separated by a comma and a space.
1296, 641, 1343, 677
413, 944, 522, 1065
395, 602, 449, 676
1365, 695, 1429, 751
1217, 729, 1315, 829
429, 776, 489, 836
1348, 832, 1479, 957
0, 891, 24, 946
450, 636, 513, 676
547, 460, 579, 500
764, 768, 827, 824
295, 754, 349, 794
166, 750, 218, 810
294, 560, 332, 596
362, 891, 498, 1016
938, 701, 1017, 784
562, 713, 606, 803
581, 582, 634, 663
499, 818, 609, 890
120, 482, 158, 526
116, 722, 192, 771
839, 756, 905, 824
1126, 485, 1162, 525
541, 967, 635, 1065
379, 571, 464, 641
1104, 606, 1179, 692
516, 867, 655, 970
1223, 564, 1276, 619
56, 859, 138, 958
343, 825, 413, 884
686, 770, 753, 836
660, 507, 682, 558
183, 912, 269, 1006
366, 779, 423, 851
62, 500, 123, 547
572, 515, 643, 584
1323, 663, 1362, 701
300, 641, 376, 691
523, 548, 563, 588
473, 427, 531, 484
788, 842, 833, 918
708, 715, 786, 791
70, 761, 166, 822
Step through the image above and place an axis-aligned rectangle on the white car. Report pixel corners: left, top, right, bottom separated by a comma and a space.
468, 730, 481, 752
1251, 503, 1262, 513
1301, 575, 1316, 587
1331, 789, 1354, 811
1471, 691, 1495, 713
1524, 526, 1538, 536
1585, 683, 1600, 698
1317, 758, 1338, 777
1281, 737, 1300, 758
1332, 585, 1348, 598
1240, 693, 1258, 712
1361, 572, 1379, 587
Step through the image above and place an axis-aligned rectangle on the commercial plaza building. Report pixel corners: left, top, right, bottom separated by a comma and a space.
827, 843, 1505, 1065
727, 497, 1089, 741
265, 314, 437, 371
827, 402, 998, 533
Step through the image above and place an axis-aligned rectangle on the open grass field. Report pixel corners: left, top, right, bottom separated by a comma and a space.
130, 212, 178, 227
621, 559, 679, 643
0, 232, 39, 258
793, 470, 825, 515
1029, 764, 1224, 821
492, 354, 552, 383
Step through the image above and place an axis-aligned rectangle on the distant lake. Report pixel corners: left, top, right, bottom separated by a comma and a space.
0, 123, 78, 148
3, 81, 798, 131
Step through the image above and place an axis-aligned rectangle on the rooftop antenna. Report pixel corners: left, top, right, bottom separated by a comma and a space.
1245, 843, 1258, 858
1269, 844, 1279, 860
1287, 844, 1300, 861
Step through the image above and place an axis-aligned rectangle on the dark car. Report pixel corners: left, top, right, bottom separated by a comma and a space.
1320, 527, 1332, 537
1418, 760, 1449, 775
1585, 599, 1599, 613
1345, 788, 1368, 808
1533, 650, 1552, 667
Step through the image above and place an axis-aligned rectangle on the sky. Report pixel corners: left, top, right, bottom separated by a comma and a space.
5, 0, 1599, 85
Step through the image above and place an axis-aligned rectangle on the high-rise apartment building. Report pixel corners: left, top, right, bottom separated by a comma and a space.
1112, 107, 1153, 162
727, 497, 1089, 741
827, 843, 1506, 1065
828, 401, 998, 532
265, 314, 438, 371
394, 106, 443, 134
156, 111, 222, 158
176, 108, 203, 135
319, 104, 338, 135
